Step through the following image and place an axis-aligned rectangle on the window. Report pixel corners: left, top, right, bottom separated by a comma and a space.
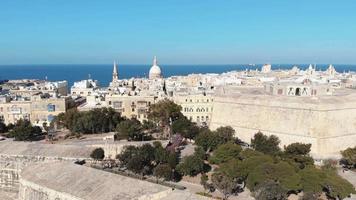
47, 104, 55, 112
132, 108, 135, 112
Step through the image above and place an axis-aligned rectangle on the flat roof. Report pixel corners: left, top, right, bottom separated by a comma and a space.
21, 162, 171, 200
0, 141, 93, 159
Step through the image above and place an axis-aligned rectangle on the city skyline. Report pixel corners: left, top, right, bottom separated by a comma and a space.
1, 0, 356, 65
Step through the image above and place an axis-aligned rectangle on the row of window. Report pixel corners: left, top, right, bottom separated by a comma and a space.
196, 115, 209, 122
183, 107, 212, 112
185, 98, 213, 103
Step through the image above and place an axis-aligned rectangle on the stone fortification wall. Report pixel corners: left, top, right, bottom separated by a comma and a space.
210, 92, 356, 159
0, 141, 94, 192
18, 162, 172, 200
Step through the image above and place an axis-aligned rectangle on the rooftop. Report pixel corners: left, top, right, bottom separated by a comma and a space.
21, 162, 171, 200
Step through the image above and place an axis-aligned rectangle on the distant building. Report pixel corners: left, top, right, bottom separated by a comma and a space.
261, 64, 272, 73
71, 79, 100, 97
0, 93, 71, 126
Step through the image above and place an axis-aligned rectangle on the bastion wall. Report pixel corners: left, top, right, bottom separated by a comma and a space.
210, 94, 356, 159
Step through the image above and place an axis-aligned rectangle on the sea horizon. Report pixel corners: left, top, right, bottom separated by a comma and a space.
1, 63, 356, 87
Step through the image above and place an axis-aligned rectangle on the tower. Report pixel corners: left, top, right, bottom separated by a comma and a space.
112, 61, 119, 82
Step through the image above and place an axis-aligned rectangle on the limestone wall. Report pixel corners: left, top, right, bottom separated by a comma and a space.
18, 178, 81, 200
210, 95, 356, 159
0, 155, 80, 192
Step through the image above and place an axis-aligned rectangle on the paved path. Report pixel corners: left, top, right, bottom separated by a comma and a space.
178, 180, 254, 200
338, 168, 356, 200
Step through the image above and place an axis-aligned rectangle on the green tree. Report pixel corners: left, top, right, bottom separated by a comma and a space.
341, 146, 356, 169
214, 126, 235, 144
172, 116, 199, 140
0, 118, 7, 133
147, 99, 182, 137
284, 143, 312, 155
153, 164, 173, 181
254, 181, 288, 200
195, 128, 221, 152
211, 172, 238, 200
8, 119, 42, 141
246, 161, 301, 192
176, 147, 206, 176
115, 119, 143, 141
283, 143, 314, 169
299, 166, 355, 199
209, 142, 242, 164
90, 148, 105, 160
251, 132, 281, 155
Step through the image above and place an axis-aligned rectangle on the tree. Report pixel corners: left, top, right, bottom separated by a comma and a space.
299, 166, 355, 199
172, 116, 199, 140
176, 147, 206, 176
195, 128, 221, 152
211, 172, 239, 200
209, 142, 242, 164
8, 119, 42, 141
214, 126, 235, 144
90, 148, 105, 160
284, 143, 312, 155
341, 146, 356, 169
0, 118, 7, 133
53, 108, 122, 134
283, 143, 314, 169
251, 132, 281, 155
254, 181, 288, 200
153, 164, 173, 181
115, 119, 143, 141
246, 161, 301, 192
147, 99, 182, 137
200, 173, 209, 191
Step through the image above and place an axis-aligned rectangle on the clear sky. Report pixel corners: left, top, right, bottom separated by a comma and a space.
1, 0, 356, 65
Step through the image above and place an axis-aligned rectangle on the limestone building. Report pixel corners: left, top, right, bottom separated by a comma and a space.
71, 79, 99, 97
173, 94, 214, 126
0, 94, 71, 126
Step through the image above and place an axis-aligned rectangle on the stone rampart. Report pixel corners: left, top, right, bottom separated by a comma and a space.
210, 93, 356, 159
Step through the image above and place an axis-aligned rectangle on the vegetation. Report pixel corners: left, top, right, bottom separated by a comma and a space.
53, 107, 122, 134
176, 147, 207, 176
209, 142, 242, 164
341, 146, 356, 169
147, 99, 182, 137
194, 126, 235, 152
171, 116, 199, 140
250, 131, 281, 155
90, 148, 105, 160
199, 132, 356, 200
115, 118, 145, 141
8, 119, 42, 141
153, 164, 172, 180
117, 142, 179, 180
0, 118, 7, 133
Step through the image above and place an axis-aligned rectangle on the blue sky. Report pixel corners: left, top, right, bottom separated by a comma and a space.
1, 0, 356, 64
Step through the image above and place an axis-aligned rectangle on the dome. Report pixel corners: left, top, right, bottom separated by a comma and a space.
149, 56, 162, 79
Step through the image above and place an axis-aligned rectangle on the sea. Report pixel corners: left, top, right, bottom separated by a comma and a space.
1, 64, 356, 87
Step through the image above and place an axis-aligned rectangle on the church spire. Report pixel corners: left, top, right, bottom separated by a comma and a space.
112, 60, 118, 81
153, 56, 158, 66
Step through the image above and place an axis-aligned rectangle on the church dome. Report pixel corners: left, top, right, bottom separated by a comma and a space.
149, 56, 162, 79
